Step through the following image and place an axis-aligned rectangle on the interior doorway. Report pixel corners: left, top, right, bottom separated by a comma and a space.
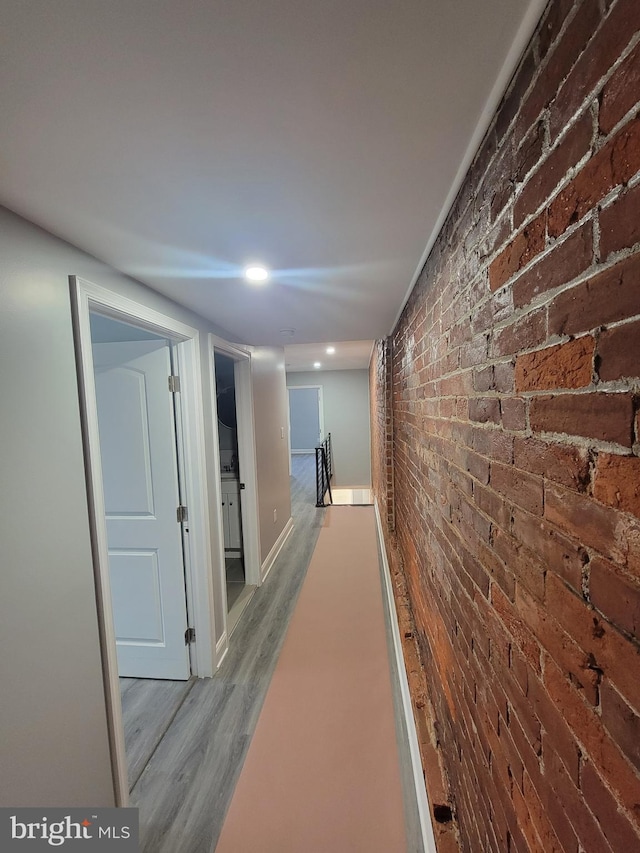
213, 348, 257, 633
71, 276, 216, 806
90, 313, 192, 680
288, 385, 324, 453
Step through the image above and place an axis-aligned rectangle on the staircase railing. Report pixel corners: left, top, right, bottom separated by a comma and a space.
315, 433, 333, 507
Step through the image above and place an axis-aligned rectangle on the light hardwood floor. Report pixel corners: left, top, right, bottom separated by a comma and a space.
120, 677, 195, 791
127, 454, 423, 852
131, 454, 326, 852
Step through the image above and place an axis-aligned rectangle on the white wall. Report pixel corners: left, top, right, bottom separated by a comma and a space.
0, 205, 289, 806
287, 369, 371, 487
251, 348, 292, 563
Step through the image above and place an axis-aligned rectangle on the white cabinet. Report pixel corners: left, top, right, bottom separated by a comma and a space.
221, 479, 242, 552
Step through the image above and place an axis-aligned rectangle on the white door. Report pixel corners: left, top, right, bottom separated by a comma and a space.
93, 340, 190, 680
288, 387, 322, 451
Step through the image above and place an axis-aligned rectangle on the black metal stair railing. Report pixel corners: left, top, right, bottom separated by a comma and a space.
315, 433, 333, 507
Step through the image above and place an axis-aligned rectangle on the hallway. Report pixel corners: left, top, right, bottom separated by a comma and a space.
129, 455, 419, 852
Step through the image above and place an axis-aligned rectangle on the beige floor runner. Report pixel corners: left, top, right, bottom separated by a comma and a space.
215, 505, 407, 853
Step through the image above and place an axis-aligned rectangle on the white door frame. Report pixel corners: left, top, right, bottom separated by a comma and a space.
209, 335, 262, 657
70, 276, 216, 807
286, 384, 325, 452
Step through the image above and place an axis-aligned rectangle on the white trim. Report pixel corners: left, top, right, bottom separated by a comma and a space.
260, 517, 294, 583
209, 336, 262, 643
216, 631, 229, 669
374, 500, 437, 853
232, 358, 261, 588
69, 276, 217, 806
391, 0, 548, 333
207, 343, 229, 659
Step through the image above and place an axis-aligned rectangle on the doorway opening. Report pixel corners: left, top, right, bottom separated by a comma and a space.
71, 276, 216, 806
213, 348, 257, 633
90, 312, 196, 790
288, 385, 324, 455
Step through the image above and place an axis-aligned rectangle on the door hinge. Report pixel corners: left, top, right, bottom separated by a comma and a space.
168, 375, 181, 393
185, 627, 196, 645
177, 505, 188, 523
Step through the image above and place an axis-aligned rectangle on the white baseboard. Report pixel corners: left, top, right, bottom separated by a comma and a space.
261, 517, 294, 583
374, 500, 437, 853
215, 631, 228, 669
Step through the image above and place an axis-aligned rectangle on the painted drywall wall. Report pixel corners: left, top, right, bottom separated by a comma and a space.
251, 348, 292, 564
0, 205, 289, 805
287, 370, 371, 487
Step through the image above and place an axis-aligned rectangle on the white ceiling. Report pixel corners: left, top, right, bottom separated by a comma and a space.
285, 340, 374, 372
0, 0, 544, 347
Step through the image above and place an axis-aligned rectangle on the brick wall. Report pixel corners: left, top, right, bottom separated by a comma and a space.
370, 338, 395, 531
371, 1, 640, 849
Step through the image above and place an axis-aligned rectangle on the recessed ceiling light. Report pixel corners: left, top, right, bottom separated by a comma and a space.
326, 346, 336, 354
244, 265, 269, 283
314, 362, 321, 369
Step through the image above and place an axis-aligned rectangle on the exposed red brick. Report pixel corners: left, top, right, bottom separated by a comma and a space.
550, 0, 640, 140
371, 4, 640, 849
472, 427, 514, 463
492, 307, 547, 357
543, 749, 616, 853
548, 252, 640, 335
521, 771, 565, 853
491, 462, 544, 515
600, 681, 640, 772
597, 318, 640, 381
590, 555, 640, 638
548, 117, 640, 238
600, 39, 640, 134
514, 121, 545, 186
600, 182, 640, 258
468, 397, 500, 424
537, 0, 577, 61
496, 52, 537, 143
491, 583, 541, 673
516, 583, 599, 703
500, 397, 526, 431
493, 360, 515, 393
515, 335, 594, 391
513, 436, 590, 491
594, 453, 640, 519
512, 507, 587, 592
528, 673, 580, 783
473, 365, 493, 392
489, 213, 546, 291
514, 112, 592, 227
512, 221, 593, 308
581, 758, 640, 852
543, 655, 640, 819
517, 0, 601, 143
546, 572, 640, 713
530, 391, 634, 446
544, 482, 625, 563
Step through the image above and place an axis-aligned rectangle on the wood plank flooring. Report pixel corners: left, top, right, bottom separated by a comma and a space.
131, 454, 326, 853
120, 677, 195, 791
128, 454, 423, 852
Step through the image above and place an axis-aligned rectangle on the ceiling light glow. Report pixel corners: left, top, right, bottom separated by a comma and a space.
326, 346, 335, 354
314, 362, 321, 369
244, 265, 269, 283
